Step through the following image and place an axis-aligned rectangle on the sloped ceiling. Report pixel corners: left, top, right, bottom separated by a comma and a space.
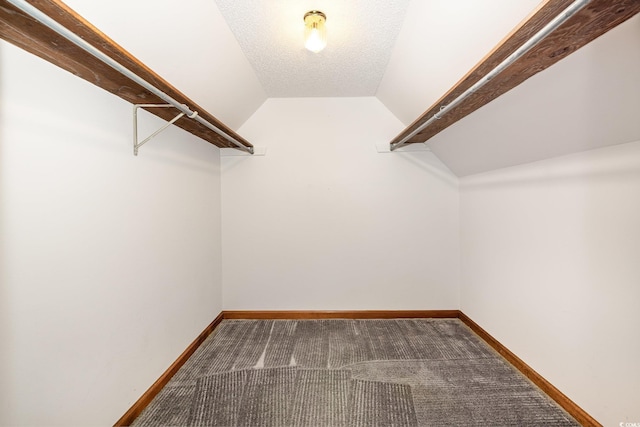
52, 1, 640, 176
427, 15, 640, 176
61, 0, 267, 130
213, 0, 409, 97
376, 0, 541, 125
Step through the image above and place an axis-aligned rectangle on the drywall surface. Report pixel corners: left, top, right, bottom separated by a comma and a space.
0, 41, 223, 425
460, 141, 640, 426
428, 15, 640, 177
63, 0, 267, 129
221, 97, 460, 310
377, 0, 539, 125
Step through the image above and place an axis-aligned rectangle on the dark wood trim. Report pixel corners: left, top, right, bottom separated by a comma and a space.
222, 310, 460, 320
458, 311, 601, 427
113, 310, 456, 425
113, 312, 224, 427
0, 0, 252, 151
391, 0, 640, 146
114, 309, 600, 426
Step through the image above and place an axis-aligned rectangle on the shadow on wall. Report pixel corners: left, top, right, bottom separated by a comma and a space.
130, 108, 222, 175
460, 139, 640, 425
221, 143, 460, 189
0, 41, 11, 419
461, 141, 640, 191
394, 149, 459, 188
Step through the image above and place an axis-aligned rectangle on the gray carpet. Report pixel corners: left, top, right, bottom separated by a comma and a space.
132, 319, 579, 426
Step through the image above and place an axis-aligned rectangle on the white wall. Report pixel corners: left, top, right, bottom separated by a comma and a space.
0, 41, 223, 426
377, 0, 539, 125
427, 15, 640, 177
63, 0, 267, 129
460, 140, 640, 426
221, 98, 460, 310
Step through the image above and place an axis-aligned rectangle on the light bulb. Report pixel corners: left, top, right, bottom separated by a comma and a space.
304, 11, 326, 53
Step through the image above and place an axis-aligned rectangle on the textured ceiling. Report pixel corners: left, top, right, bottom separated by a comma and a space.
36, 1, 640, 177
214, 0, 410, 97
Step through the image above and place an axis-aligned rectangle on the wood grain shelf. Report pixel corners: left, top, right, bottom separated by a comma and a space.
0, 0, 253, 151
391, 0, 640, 147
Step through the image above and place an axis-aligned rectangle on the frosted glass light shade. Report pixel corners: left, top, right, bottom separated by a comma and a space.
304, 11, 327, 53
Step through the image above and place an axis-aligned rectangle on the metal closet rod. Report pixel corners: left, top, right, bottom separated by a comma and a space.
390, 0, 591, 151
7, 0, 254, 155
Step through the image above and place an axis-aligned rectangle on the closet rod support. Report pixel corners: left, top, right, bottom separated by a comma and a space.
133, 104, 192, 156
6, 0, 254, 155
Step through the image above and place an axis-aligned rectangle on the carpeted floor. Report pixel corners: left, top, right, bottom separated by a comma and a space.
131, 319, 579, 426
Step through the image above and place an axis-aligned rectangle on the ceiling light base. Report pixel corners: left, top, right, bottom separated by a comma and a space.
304, 10, 327, 53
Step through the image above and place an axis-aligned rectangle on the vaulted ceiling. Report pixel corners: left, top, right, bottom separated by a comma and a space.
214, 0, 410, 97
17, 0, 640, 176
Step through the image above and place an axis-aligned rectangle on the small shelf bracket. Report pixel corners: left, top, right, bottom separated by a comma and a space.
133, 104, 198, 156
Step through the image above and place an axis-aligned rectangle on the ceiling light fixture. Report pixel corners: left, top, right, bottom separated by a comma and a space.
304, 10, 327, 53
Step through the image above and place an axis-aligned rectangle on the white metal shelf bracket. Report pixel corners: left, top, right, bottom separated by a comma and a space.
133, 104, 198, 156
